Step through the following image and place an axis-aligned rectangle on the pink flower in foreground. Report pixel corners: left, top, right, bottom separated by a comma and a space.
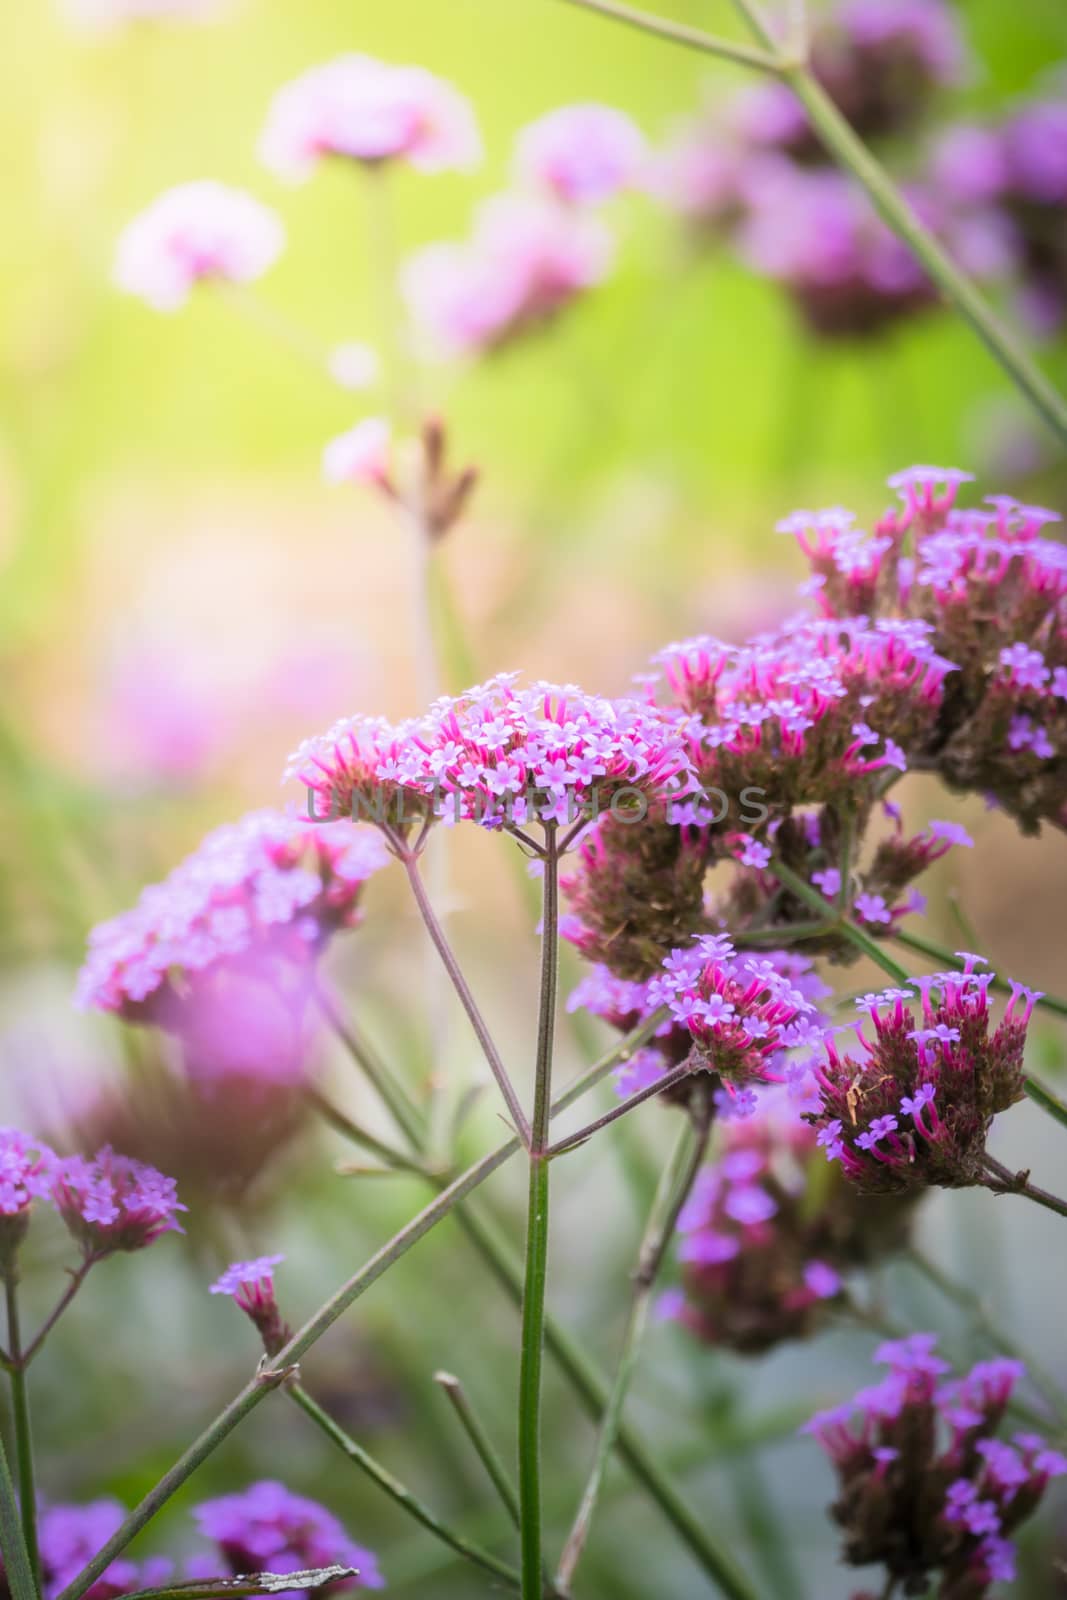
194, 1482, 384, 1593
211, 1254, 290, 1355
514, 103, 647, 205
114, 182, 284, 312
0, 1128, 56, 1219
259, 55, 481, 182
322, 418, 392, 488
403, 193, 613, 356
52, 1148, 185, 1257
37, 1500, 172, 1600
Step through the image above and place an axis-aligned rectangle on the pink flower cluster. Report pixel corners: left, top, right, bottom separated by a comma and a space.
805, 1335, 1066, 1596
211, 1255, 289, 1356
52, 1147, 186, 1257
514, 103, 646, 206
114, 182, 284, 311
76, 811, 388, 1021
259, 54, 481, 182
403, 194, 613, 356
193, 1481, 384, 1593
0, 1127, 56, 1218
810, 955, 1034, 1194
33, 1500, 172, 1600
290, 673, 693, 839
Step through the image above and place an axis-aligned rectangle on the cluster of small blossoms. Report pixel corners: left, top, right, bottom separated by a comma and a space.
809, 956, 1034, 1195
114, 181, 284, 312
804, 1334, 1067, 1597
291, 674, 694, 841
782, 468, 1067, 831
76, 811, 388, 1025
0, 1129, 57, 1269
52, 1148, 186, 1258
193, 1481, 384, 1592
565, 963, 693, 1096
211, 1254, 290, 1357
403, 193, 613, 357
258, 55, 481, 182
22, 1499, 173, 1600
660, 1092, 915, 1354
647, 935, 826, 1100
514, 103, 647, 207
935, 93, 1067, 335
650, 614, 953, 820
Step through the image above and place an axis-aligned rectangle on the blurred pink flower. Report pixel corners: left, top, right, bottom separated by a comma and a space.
403, 192, 613, 356
259, 55, 481, 182
514, 103, 646, 205
58, 0, 225, 30
114, 181, 283, 312
322, 418, 393, 488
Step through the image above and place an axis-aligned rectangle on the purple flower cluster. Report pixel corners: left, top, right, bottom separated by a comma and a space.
76, 811, 388, 1025
809, 956, 1034, 1194
660, 1091, 914, 1354
514, 103, 646, 206
114, 182, 284, 312
52, 1147, 187, 1257
805, 1334, 1067, 1596
193, 1481, 384, 1593
29, 1499, 171, 1600
211, 1255, 290, 1357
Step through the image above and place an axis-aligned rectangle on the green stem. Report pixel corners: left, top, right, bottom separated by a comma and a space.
4, 1281, 37, 1586
313, 987, 426, 1149
1022, 1077, 1067, 1134
518, 827, 559, 1598
21, 1261, 95, 1369
56, 1019, 654, 1600
556, 1112, 710, 1591
545, 1060, 694, 1158
304, 1087, 428, 1177
981, 1153, 1067, 1221
287, 1382, 520, 1590
766, 859, 911, 984
891, 928, 1067, 1021
0, 1366, 36, 1600
434, 1372, 522, 1530
554, 0, 783, 70
727, 5, 1067, 447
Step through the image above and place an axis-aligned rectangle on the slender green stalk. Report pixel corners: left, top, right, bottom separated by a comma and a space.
891, 928, 1067, 1021
518, 827, 560, 1598
554, 0, 783, 70
0, 1370, 36, 1600
287, 1382, 520, 1590
4, 1281, 37, 1585
21, 1261, 96, 1369
726, 4, 1067, 447
402, 852, 532, 1144
546, 1061, 694, 1158
57, 1021, 657, 1600
313, 987, 426, 1149
1022, 1076, 1067, 1134
435, 1373, 522, 1530
766, 858, 911, 985
304, 1087, 428, 1177
556, 1113, 709, 1591
981, 1153, 1067, 1221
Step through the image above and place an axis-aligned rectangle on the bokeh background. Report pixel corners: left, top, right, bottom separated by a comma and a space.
3, 0, 1067, 1595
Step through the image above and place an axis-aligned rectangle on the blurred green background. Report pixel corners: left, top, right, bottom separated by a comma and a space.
3, 1, 1067, 1595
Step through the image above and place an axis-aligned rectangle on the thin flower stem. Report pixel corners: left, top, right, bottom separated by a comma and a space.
518, 826, 560, 1598
402, 852, 532, 1145
287, 1381, 521, 1590
55, 1019, 656, 1600
556, 1109, 712, 1592
891, 928, 1067, 1021
906, 1248, 1067, 1423
434, 1372, 522, 1530
305, 1087, 429, 1178
545, 1062, 695, 1158
981, 1154, 1067, 1221
20, 1262, 96, 1370
0, 1423, 36, 1600
1022, 1077, 1067, 1134
313, 985, 426, 1150
725, 2, 1067, 445
553, 0, 783, 71
4, 1281, 38, 1585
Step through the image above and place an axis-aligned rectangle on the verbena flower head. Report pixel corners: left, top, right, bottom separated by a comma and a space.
193, 1481, 384, 1593
33, 1499, 172, 1600
663, 1091, 914, 1354
649, 935, 823, 1090
514, 103, 646, 205
52, 1148, 185, 1257
0, 1128, 57, 1273
76, 811, 387, 1027
211, 1254, 290, 1356
322, 418, 393, 489
809, 959, 1032, 1194
259, 55, 480, 182
804, 1335, 1066, 1597
114, 182, 284, 312
644, 113, 748, 230
402, 193, 612, 356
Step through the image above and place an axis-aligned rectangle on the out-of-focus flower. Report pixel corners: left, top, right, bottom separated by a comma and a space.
28, 1500, 172, 1600
804, 1334, 1066, 1597
0, 1128, 57, 1273
663, 1092, 914, 1353
58, 0, 224, 32
114, 182, 283, 312
327, 343, 381, 391
259, 55, 480, 182
809, 956, 1032, 1194
52, 1148, 185, 1257
644, 114, 748, 230
193, 1481, 384, 1593
211, 1254, 290, 1356
322, 418, 393, 489
514, 103, 646, 205
402, 193, 613, 356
